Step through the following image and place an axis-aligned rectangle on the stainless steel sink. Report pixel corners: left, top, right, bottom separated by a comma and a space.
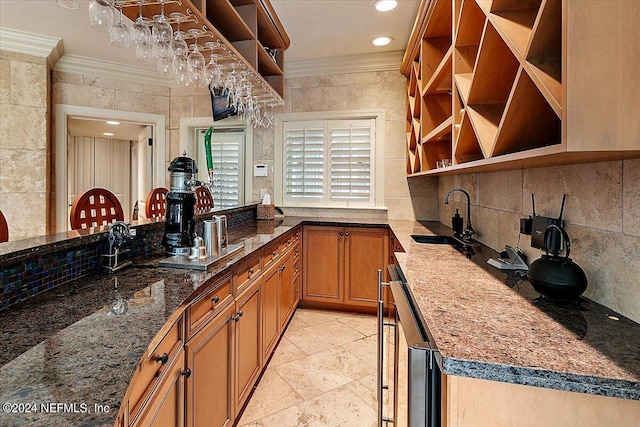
411, 235, 457, 244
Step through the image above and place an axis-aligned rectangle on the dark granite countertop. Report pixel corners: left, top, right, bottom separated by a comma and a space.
0, 218, 638, 426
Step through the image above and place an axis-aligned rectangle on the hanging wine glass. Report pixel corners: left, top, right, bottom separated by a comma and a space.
110, 4, 131, 48
132, 1, 151, 46
204, 42, 223, 87
187, 29, 206, 87
89, 0, 114, 33
152, 0, 173, 60
170, 13, 189, 58
157, 57, 173, 76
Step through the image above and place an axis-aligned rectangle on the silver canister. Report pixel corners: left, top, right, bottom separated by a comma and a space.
203, 219, 219, 258
214, 215, 228, 251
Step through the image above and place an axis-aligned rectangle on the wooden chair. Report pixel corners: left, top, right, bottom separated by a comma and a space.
0, 210, 8, 243
195, 186, 215, 215
70, 188, 124, 230
145, 187, 168, 219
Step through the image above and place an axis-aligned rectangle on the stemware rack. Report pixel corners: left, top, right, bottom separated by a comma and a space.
117, 0, 289, 102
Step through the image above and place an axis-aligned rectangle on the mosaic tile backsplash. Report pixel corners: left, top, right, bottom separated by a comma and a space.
0, 205, 257, 309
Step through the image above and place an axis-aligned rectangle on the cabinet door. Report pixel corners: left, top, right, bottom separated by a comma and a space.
234, 279, 262, 412
303, 225, 343, 302
278, 251, 294, 330
133, 348, 185, 427
185, 303, 234, 427
262, 264, 280, 360
344, 227, 389, 307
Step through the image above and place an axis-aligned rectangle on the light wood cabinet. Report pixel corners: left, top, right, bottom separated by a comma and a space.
234, 279, 262, 412
185, 303, 235, 427
278, 250, 294, 330
403, 0, 640, 176
132, 348, 186, 427
262, 261, 280, 360
302, 225, 389, 308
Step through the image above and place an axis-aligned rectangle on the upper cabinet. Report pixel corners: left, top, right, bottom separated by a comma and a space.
402, 0, 640, 176
123, 0, 289, 99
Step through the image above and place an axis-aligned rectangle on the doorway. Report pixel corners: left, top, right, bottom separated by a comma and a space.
55, 105, 166, 232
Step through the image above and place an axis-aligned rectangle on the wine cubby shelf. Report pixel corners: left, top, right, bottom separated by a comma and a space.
399, 0, 640, 176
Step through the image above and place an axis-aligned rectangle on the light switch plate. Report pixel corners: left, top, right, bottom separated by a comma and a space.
254, 164, 268, 177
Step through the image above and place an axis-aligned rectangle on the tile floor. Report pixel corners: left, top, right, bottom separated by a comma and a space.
237, 308, 380, 427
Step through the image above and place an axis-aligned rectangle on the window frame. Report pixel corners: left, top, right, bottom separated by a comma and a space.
274, 110, 386, 209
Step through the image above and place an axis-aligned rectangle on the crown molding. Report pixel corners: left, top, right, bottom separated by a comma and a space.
54, 54, 173, 86
284, 50, 404, 78
0, 27, 64, 65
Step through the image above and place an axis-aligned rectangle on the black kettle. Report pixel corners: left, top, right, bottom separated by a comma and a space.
527, 224, 588, 301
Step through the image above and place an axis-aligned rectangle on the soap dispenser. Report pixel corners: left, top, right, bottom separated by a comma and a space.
452, 208, 464, 237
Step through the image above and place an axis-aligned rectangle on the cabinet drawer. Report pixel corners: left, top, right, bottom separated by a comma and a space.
293, 255, 301, 279
292, 242, 301, 262
128, 316, 183, 421
262, 241, 281, 269
280, 234, 296, 254
234, 253, 261, 295
189, 274, 233, 336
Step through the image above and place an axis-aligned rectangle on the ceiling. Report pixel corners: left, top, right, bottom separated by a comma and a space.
0, 0, 420, 69
68, 117, 148, 140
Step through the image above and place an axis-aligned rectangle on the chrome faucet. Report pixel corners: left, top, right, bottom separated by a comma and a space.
444, 188, 475, 242
102, 221, 136, 273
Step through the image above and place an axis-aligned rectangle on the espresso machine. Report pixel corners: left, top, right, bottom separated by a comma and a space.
162, 154, 198, 255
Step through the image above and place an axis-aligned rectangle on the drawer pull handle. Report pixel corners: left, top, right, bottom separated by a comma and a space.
280, 265, 285, 272
155, 353, 168, 365
211, 296, 220, 304
180, 368, 191, 378
233, 311, 244, 322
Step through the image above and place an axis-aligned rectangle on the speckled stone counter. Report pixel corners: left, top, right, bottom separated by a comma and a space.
1, 218, 638, 426
389, 220, 640, 401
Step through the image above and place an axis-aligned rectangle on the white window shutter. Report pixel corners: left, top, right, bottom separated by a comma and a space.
211, 140, 240, 208
284, 121, 325, 202
329, 120, 373, 203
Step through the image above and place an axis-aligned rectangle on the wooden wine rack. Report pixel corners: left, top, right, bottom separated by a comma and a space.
402, 0, 640, 176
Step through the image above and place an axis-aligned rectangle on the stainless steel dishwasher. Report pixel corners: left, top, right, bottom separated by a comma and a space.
377, 267, 441, 427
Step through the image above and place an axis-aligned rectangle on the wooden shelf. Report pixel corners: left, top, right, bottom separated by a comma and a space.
421, 37, 451, 85
423, 139, 453, 170
526, 0, 562, 115
454, 73, 473, 104
423, 46, 453, 95
492, 68, 561, 156
423, 116, 453, 144
466, 104, 505, 157
453, 114, 484, 164
489, 7, 539, 58
455, 0, 486, 47
468, 22, 519, 105
421, 94, 452, 138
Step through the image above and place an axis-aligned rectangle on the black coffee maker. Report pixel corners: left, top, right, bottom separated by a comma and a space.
162, 155, 198, 255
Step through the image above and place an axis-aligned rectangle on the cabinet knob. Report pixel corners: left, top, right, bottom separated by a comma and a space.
180, 368, 191, 378
272, 251, 277, 257
248, 268, 254, 275
345, 232, 350, 237
287, 239, 291, 244
339, 232, 344, 237
233, 311, 244, 322
280, 265, 286, 272
155, 353, 168, 365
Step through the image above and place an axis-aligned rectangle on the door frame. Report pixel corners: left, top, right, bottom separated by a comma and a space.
55, 104, 166, 232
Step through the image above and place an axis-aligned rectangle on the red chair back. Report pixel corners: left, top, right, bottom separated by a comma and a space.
70, 188, 124, 230
145, 187, 168, 219
0, 210, 8, 243
195, 187, 215, 215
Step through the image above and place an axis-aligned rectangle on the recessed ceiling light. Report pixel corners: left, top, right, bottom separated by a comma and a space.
374, 0, 397, 12
106, 121, 120, 125
372, 36, 393, 47
103, 132, 114, 136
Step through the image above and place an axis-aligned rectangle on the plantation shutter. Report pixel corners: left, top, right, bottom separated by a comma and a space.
284, 121, 325, 202
329, 120, 373, 202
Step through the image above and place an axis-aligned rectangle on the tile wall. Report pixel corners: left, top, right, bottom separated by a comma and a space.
0, 51, 49, 240
438, 159, 640, 323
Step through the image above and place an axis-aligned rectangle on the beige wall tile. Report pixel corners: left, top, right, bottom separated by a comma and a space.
280, 207, 318, 218
0, 104, 47, 150
144, 84, 170, 97
523, 161, 622, 232
319, 72, 377, 87
192, 94, 211, 118
52, 70, 83, 84
0, 50, 46, 65
384, 119, 406, 160
346, 82, 405, 121
0, 192, 46, 240
386, 196, 438, 221
115, 90, 169, 117
52, 82, 115, 109
385, 158, 411, 198
0, 58, 10, 104
376, 70, 405, 83
316, 208, 376, 220
478, 169, 523, 212
83, 75, 143, 93
284, 76, 319, 89
623, 158, 640, 236
289, 85, 349, 112
253, 125, 275, 160
407, 176, 439, 199
0, 148, 46, 192
169, 95, 192, 129
10, 61, 47, 107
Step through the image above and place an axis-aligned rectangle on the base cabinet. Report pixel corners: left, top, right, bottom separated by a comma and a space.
185, 303, 235, 427
443, 375, 640, 427
133, 348, 186, 427
303, 225, 389, 308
